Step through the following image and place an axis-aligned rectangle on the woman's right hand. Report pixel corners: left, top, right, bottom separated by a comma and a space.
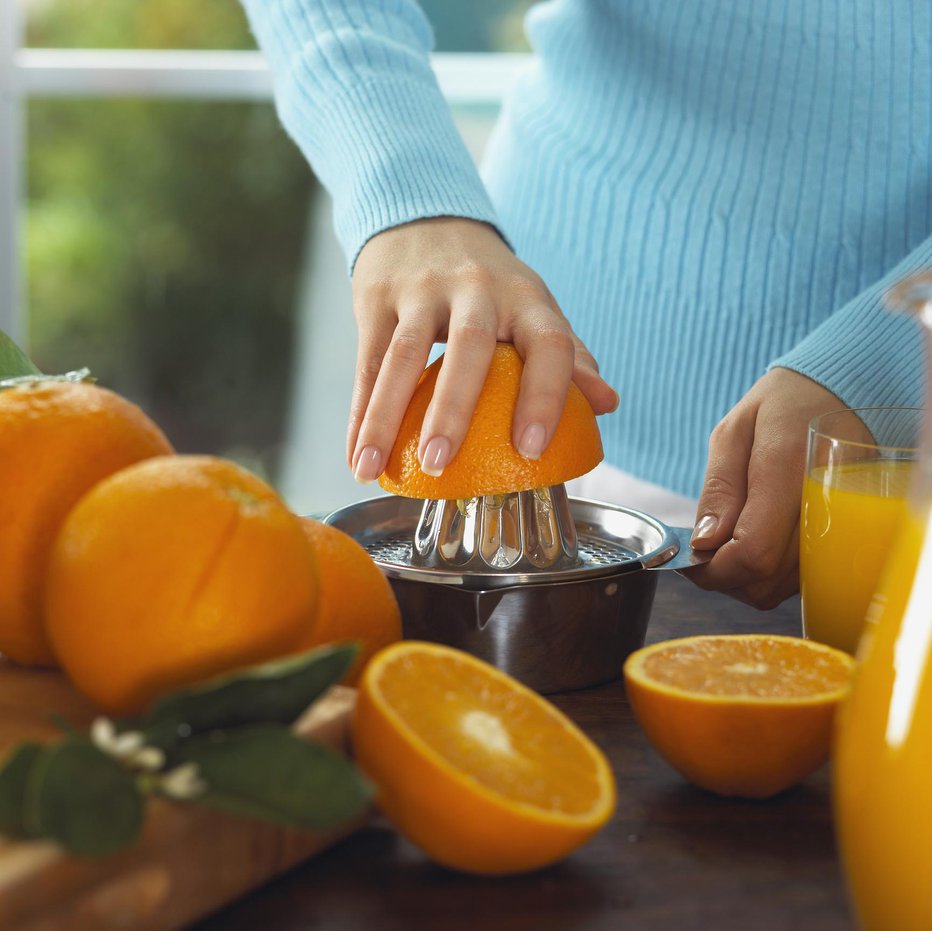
347, 216, 619, 483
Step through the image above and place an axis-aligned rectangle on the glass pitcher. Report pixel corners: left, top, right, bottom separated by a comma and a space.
833, 272, 932, 930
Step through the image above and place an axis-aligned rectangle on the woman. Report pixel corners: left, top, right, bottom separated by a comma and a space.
241, 0, 931, 608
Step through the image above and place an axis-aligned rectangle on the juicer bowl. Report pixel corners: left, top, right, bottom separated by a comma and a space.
325, 495, 709, 693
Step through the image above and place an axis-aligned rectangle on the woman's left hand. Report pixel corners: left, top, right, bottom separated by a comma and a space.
682, 367, 872, 609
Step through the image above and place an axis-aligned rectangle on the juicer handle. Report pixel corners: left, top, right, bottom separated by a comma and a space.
651, 525, 715, 572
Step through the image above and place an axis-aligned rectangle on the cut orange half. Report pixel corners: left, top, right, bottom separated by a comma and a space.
624, 634, 855, 799
378, 343, 603, 499
352, 641, 616, 874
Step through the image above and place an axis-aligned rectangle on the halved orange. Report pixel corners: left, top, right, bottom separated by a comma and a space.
624, 634, 855, 798
378, 343, 603, 499
352, 641, 616, 874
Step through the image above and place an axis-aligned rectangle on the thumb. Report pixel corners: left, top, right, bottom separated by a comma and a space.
690, 413, 755, 550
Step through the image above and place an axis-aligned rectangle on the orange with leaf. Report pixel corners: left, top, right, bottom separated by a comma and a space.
378, 343, 603, 499
44, 455, 320, 716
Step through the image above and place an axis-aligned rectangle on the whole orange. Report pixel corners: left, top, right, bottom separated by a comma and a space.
0, 380, 173, 666
378, 343, 603, 499
44, 455, 319, 716
297, 518, 401, 684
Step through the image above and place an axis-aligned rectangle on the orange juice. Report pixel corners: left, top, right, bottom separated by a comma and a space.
834, 503, 932, 930
800, 459, 912, 654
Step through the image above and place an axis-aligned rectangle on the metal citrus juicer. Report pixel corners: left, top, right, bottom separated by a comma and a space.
326, 480, 712, 693
325, 344, 710, 692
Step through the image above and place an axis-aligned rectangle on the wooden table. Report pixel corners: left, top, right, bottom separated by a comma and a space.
194, 573, 855, 931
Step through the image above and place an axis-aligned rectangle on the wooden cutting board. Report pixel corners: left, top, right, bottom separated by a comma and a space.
0, 659, 367, 931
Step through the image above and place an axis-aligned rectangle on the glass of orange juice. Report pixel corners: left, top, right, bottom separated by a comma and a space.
800, 407, 920, 655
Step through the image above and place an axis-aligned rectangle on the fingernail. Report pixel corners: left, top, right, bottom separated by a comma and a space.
691, 514, 718, 545
420, 435, 451, 477
518, 423, 547, 460
608, 390, 621, 413
353, 446, 382, 484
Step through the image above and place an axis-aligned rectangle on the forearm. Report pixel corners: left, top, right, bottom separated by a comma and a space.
769, 232, 932, 420
240, 0, 500, 269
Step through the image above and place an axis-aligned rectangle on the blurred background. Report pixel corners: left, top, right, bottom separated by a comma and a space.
7, 0, 532, 514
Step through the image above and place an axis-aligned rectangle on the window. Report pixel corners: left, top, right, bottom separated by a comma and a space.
3, 0, 531, 512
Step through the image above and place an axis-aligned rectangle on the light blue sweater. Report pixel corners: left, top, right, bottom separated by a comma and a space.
242, 0, 931, 498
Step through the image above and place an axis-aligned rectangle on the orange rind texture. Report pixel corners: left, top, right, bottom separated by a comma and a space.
296, 518, 402, 685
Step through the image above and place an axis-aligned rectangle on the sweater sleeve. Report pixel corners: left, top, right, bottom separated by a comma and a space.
240, 0, 501, 270
769, 233, 932, 430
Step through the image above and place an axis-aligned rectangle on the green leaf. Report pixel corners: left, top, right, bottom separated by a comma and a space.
47, 712, 78, 735
27, 738, 145, 857
136, 643, 358, 748
0, 331, 41, 380
0, 743, 44, 838
176, 725, 372, 830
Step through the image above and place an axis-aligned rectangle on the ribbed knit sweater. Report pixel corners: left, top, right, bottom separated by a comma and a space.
242, 0, 932, 498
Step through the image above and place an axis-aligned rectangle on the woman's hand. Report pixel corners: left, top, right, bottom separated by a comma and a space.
682, 367, 873, 609
347, 217, 618, 483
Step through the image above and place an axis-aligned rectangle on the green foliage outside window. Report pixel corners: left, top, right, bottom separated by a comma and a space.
23, 0, 531, 481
